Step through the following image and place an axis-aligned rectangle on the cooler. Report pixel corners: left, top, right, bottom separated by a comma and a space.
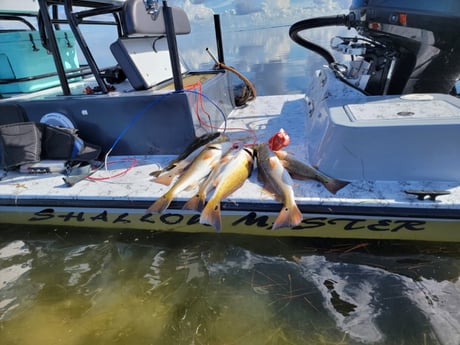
0, 30, 79, 93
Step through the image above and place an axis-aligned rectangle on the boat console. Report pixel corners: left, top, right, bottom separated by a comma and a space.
0, 0, 235, 156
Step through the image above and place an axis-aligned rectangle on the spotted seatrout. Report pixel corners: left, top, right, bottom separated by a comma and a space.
274, 150, 349, 194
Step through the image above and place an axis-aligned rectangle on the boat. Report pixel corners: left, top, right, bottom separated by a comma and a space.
1, 0, 460, 242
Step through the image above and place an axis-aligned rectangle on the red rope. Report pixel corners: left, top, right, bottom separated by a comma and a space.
185, 82, 258, 145
86, 158, 138, 181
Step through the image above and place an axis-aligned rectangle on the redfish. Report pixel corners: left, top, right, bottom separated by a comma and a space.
147, 140, 233, 213
182, 148, 238, 212
256, 143, 302, 230
149, 132, 221, 178
151, 133, 226, 186
200, 147, 254, 231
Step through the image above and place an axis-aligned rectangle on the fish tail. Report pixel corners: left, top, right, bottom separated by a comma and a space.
153, 172, 175, 186
323, 179, 349, 194
147, 193, 173, 213
183, 193, 206, 212
200, 199, 222, 232
272, 202, 303, 230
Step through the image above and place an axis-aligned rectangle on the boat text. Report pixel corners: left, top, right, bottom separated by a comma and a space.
26, 209, 427, 233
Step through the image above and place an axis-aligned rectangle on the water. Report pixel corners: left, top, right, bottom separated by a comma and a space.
2, 5, 460, 345
80, 11, 352, 96
177, 24, 335, 96
1, 226, 460, 345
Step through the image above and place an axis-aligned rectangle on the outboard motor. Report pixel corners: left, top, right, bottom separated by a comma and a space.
290, 0, 460, 95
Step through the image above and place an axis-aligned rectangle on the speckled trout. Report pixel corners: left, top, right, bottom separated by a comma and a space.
274, 150, 349, 194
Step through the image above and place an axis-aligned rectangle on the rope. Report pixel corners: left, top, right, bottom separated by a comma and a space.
215, 62, 257, 106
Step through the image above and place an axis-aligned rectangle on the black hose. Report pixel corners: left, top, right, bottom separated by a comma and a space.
289, 14, 368, 95
289, 15, 350, 65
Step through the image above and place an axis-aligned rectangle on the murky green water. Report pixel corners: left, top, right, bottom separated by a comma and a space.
1, 225, 459, 345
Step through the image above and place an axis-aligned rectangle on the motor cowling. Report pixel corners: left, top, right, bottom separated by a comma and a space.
346, 0, 460, 95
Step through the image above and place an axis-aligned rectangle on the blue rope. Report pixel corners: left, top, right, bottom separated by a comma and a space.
109, 92, 172, 152
108, 89, 228, 154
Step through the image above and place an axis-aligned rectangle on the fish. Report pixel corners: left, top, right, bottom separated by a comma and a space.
152, 133, 227, 186
200, 147, 254, 231
152, 152, 197, 186
147, 140, 233, 213
149, 132, 221, 178
273, 150, 349, 194
182, 148, 237, 212
255, 142, 303, 230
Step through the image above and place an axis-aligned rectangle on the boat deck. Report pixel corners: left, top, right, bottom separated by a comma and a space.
1, 94, 460, 240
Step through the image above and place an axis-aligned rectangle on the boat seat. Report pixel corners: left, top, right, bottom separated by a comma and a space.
121, 0, 191, 36
111, 1, 190, 90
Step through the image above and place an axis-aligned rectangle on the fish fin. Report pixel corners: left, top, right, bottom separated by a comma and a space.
147, 193, 173, 214
212, 174, 222, 188
184, 182, 200, 192
273, 150, 286, 160
183, 193, 205, 212
149, 162, 178, 177
272, 203, 303, 230
200, 200, 222, 232
220, 154, 233, 164
153, 172, 176, 186
323, 179, 350, 194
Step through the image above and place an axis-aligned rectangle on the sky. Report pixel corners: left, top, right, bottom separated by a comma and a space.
0, 1, 352, 31
166, 0, 352, 27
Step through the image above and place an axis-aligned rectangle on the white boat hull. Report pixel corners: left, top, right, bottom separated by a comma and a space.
2, 1, 460, 242
3, 206, 460, 242
1, 93, 459, 242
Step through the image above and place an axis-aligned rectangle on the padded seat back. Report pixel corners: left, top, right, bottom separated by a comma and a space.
111, 0, 190, 90
122, 0, 191, 36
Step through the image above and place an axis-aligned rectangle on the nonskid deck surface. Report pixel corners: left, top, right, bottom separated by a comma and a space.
0, 94, 459, 212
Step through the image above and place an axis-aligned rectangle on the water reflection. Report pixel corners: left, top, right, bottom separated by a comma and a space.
1, 226, 459, 345
78, 14, 353, 96
177, 25, 351, 95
